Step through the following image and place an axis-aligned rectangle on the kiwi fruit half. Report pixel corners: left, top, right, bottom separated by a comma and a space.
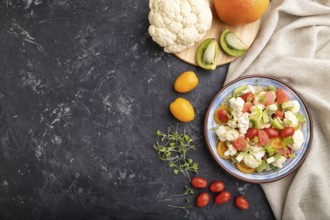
197, 38, 219, 70
220, 29, 247, 57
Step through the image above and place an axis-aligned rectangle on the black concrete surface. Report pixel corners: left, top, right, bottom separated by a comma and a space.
0, 0, 275, 219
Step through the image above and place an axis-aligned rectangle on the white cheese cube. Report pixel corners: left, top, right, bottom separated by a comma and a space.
266, 156, 276, 164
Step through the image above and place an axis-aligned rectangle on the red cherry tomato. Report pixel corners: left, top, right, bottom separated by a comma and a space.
258, 130, 270, 146
214, 191, 231, 205
196, 192, 210, 208
279, 127, 295, 138
217, 108, 229, 123
264, 91, 276, 106
276, 88, 289, 104
242, 102, 253, 113
241, 92, 255, 102
209, 181, 225, 193
273, 110, 284, 119
235, 195, 249, 210
232, 136, 247, 151
191, 177, 207, 189
264, 128, 279, 138
246, 128, 258, 141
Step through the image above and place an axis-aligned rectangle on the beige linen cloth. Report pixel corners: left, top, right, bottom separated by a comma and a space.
225, 0, 330, 219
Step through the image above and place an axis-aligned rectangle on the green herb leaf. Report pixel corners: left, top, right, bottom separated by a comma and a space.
153, 128, 199, 180
289, 153, 296, 158
268, 85, 276, 92
253, 136, 259, 143
259, 95, 266, 104
284, 137, 294, 147
265, 142, 276, 156
296, 114, 306, 123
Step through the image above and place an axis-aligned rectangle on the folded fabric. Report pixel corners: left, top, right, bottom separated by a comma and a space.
224, 0, 330, 219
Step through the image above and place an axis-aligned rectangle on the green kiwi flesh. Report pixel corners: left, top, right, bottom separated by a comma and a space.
220, 29, 247, 57
197, 38, 219, 70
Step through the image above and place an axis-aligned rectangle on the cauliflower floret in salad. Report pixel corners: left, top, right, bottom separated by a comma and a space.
241, 85, 256, 94
216, 126, 239, 142
243, 154, 262, 169
224, 143, 237, 157
272, 155, 287, 168
250, 146, 265, 161
229, 97, 245, 114
267, 104, 278, 114
225, 129, 240, 141
284, 111, 299, 128
291, 100, 300, 113
228, 119, 237, 129
290, 130, 304, 150
238, 113, 250, 134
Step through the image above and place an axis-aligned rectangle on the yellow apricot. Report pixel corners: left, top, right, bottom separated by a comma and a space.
169, 98, 195, 122
174, 71, 199, 93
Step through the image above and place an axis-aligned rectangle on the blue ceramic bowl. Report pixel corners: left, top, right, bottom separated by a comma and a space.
204, 75, 313, 183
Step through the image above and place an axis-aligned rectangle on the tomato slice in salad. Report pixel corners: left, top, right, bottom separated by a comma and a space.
264, 128, 279, 138
258, 130, 270, 146
242, 102, 253, 113
214, 105, 230, 124
279, 127, 295, 138
217, 108, 229, 123
232, 136, 247, 151
246, 128, 258, 141
241, 92, 255, 103
276, 88, 289, 104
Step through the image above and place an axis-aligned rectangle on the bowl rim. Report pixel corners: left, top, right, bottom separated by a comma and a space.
204, 75, 313, 183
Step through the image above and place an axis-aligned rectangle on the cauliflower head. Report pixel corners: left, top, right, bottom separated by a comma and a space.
148, 0, 212, 53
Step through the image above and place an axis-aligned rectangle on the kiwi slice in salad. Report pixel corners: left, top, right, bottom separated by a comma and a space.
220, 29, 248, 57
197, 38, 219, 70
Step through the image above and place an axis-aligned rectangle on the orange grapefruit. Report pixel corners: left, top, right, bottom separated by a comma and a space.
214, 0, 270, 26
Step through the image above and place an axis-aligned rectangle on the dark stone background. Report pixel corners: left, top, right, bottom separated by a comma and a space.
0, 0, 274, 219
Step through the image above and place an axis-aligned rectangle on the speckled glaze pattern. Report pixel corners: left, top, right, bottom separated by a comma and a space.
204, 76, 312, 183
0, 1, 274, 219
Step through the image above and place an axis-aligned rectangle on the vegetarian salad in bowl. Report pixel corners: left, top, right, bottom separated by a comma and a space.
204, 76, 312, 183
